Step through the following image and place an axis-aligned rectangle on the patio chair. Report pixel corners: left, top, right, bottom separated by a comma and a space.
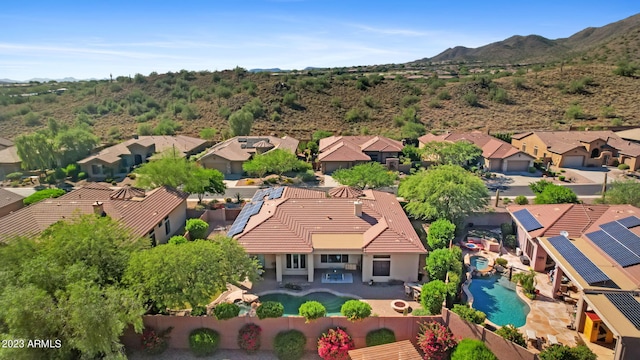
526, 330, 539, 348
547, 334, 560, 346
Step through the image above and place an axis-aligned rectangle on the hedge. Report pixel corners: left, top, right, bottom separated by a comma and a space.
188, 328, 220, 357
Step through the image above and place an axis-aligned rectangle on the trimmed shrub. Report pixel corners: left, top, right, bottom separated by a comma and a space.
299, 301, 326, 322
237, 323, 262, 354
538, 344, 596, 360
257, 301, 284, 319
496, 324, 526, 347
186, 218, 209, 240
168, 235, 188, 245
514, 195, 529, 205
618, 163, 630, 170
365, 328, 396, 347
214, 302, 240, 320
6, 172, 23, 181
495, 257, 508, 267
451, 304, 486, 324
340, 300, 372, 321
188, 328, 220, 357
317, 327, 355, 360
451, 338, 497, 360
416, 321, 457, 360
23, 188, 66, 206
274, 330, 306, 360
78, 171, 88, 180
504, 234, 517, 249
427, 218, 456, 250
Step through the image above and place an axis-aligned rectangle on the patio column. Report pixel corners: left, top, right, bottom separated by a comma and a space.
307, 254, 314, 282
275, 254, 283, 282
552, 266, 563, 296
574, 295, 587, 332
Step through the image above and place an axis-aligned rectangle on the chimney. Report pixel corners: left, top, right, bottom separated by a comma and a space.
92, 201, 104, 216
354, 201, 363, 217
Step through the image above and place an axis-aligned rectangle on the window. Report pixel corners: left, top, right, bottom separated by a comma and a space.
320, 254, 349, 263
148, 231, 156, 247
372, 255, 391, 276
533, 146, 538, 156
164, 216, 171, 235
522, 143, 527, 152
91, 164, 103, 175
286, 254, 306, 269
591, 148, 600, 158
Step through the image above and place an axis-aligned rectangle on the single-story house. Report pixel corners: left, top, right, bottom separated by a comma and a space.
318, 136, 403, 173
0, 146, 21, 180
507, 204, 640, 359
0, 137, 13, 151
512, 131, 640, 170
77, 135, 208, 179
227, 185, 427, 283
0, 184, 188, 245
198, 136, 299, 176
0, 188, 24, 218
616, 127, 640, 145
418, 132, 535, 173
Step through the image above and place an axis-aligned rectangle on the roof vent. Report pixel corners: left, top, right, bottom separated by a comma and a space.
560, 230, 569, 238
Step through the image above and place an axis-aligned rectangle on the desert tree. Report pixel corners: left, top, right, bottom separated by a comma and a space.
332, 162, 397, 189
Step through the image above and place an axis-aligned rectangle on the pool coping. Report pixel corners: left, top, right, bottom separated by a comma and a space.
257, 288, 363, 299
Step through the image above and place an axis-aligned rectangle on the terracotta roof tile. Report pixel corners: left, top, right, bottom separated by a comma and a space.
419, 131, 533, 160
0, 137, 14, 148
200, 136, 299, 162
318, 136, 402, 162
519, 131, 640, 156
0, 188, 23, 209
0, 146, 20, 164
317, 141, 371, 161
328, 186, 363, 198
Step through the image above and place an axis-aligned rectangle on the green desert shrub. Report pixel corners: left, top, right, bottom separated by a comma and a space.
514, 195, 529, 205
298, 301, 326, 322
274, 330, 306, 360
451, 304, 486, 324
365, 328, 396, 347
23, 188, 66, 206
618, 163, 630, 170
496, 324, 526, 347
463, 92, 479, 107
504, 234, 517, 249
539, 344, 596, 360
495, 257, 508, 267
5, 172, 23, 181
168, 235, 188, 245
188, 328, 220, 357
186, 218, 209, 240
411, 308, 430, 316
256, 301, 284, 319
340, 300, 372, 321
451, 338, 497, 360
214, 302, 240, 320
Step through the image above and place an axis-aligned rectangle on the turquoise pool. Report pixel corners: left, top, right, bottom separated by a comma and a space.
470, 255, 489, 271
259, 291, 356, 316
468, 275, 529, 327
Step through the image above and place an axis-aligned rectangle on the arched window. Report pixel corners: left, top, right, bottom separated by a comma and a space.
591, 148, 600, 158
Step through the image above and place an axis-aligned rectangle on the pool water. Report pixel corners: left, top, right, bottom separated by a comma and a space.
258, 291, 356, 316
469, 275, 530, 327
470, 255, 489, 271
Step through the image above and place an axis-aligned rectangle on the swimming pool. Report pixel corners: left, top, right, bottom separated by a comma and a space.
470, 255, 490, 271
468, 275, 530, 327
258, 291, 357, 316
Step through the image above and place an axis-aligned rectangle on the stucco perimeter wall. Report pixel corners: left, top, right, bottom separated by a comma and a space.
122, 315, 442, 352
466, 212, 513, 227
442, 308, 536, 360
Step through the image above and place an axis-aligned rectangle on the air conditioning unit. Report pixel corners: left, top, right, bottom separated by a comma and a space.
516, 247, 523, 256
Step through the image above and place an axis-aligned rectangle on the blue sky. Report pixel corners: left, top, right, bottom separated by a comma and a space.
1, 1, 639, 80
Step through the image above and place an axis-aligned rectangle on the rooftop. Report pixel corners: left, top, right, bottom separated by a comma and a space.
199, 136, 299, 162
418, 131, 532, 160
318, 136, 403, 162
513, 130, 640, 156
0, 188, 23, 209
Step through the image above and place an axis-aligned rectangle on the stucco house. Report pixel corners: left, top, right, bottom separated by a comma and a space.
77, 135, 208, 179
0, 184, 188, 245
227, 186, 427, 283
0, 146, 21, 180
198, 136, 299, 176
512, 131, 640, 170
0, 188, 23, 218
317, 136, 403, 173
507, 204, 640, 358
418, 132, 535, 173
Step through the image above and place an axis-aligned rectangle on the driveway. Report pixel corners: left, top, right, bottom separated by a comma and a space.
560, 167, 621, 184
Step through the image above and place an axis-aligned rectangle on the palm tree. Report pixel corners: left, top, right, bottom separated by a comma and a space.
512, 269, 537, 298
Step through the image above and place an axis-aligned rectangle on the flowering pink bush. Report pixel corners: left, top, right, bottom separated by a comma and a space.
141, 326, 173, 355
416, 321, 457, 360
317, 327, 355, 360
237, 323, 262, 353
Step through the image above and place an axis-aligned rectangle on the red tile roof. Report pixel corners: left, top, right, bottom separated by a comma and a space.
233, 188, 426, 254
318, 136, 402, 162
418, 131, 532, 160
513, 131, 640, 157
199, 136, 299, 162
317, 141, 371, 162
0, 188, 23, 209
0, 184, 188, 242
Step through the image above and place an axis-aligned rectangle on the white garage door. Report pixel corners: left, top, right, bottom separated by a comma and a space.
562, 156, 584, 168
505, 160, 530, 173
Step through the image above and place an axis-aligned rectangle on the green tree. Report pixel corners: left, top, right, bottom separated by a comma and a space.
199, 127, 218, 140
399, 165, 489, 224
534, 184, 578, 204
613, 60, 638, 77
242, 149, 310, 177
512, 269, 537, 297
14, 133, 57, 174
529, 179, 553, 194
402, 145, 422, 162
495, 324, 526, 347
421, 141, 482, 167
124, 237, 260, 311
229, 109, 254, 136
312, 130, 333, 142
401, 121, 427, 140
332, 162, 397, 189
23, 188, 66, 205
54, 127, 99, 166
420, 280, 447, 315
427, 218, 456, 250
425, 247, 463, 285
451, 339, 497, 360
451, 304, 486, 325
183, 166, 226, 203
603, 180, 640, 206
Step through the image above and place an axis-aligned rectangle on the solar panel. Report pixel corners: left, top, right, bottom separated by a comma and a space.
618, 216, 640, 229
227, 201, 264, 237
586, 230, 640, 268
247, 201, 264, 216
513, 209, 543, 232
600, 222, 640, 257
548, 235, 613, 286
251, 189, 267, 202
269, 187, 285, 199
605, 293, 640, 330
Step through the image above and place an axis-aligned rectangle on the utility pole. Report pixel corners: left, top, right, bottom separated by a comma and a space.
494, 189, 500, 207
601, 173, 608, 203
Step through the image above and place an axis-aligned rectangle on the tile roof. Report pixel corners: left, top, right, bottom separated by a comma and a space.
77, 135, 207, 165
319, 136, 403, 153
317, 141, 371, 162
0, 146, 20, 165
0, 188, 23, 209
328, 186, 363, 198
232, 187, 426, 254
616, 128, 640, 142
418, 131, 533, 160
0, 137, 14, 149
0, 184, 188, 242
199, 136, 299, 162
514, 131, 640, 156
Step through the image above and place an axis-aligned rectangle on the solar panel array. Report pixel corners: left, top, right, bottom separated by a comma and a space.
604, 293, 640, 330
618, 216, 640, 229
513, 209, 544, 232
548, 235, 613, 286
227, 201, 265, 237
251, 187, 286, 202
586, 230, 640, 267
601, 222, 640, 256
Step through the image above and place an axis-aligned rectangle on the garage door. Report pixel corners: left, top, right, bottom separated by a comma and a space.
562, 155, 584, 168
505, 160, 530, 173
